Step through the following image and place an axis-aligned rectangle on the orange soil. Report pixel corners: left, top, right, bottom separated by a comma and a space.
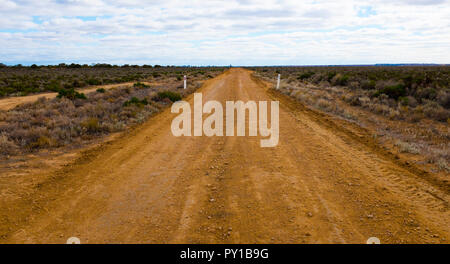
0, 68, 448, 243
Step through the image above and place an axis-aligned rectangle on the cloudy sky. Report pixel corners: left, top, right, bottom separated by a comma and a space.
0, 0, 449, 66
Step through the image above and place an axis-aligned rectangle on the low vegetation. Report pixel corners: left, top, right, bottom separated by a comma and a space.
253, 65, 449, 174
57, 88, 87, 100
254, 66, 449, 122
0, 67, 223, 157
155, 91, 182, 102
0, 64, 225, 97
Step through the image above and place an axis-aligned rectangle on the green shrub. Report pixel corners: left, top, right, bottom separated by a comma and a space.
332, 74, 349, 86
156, 91, 182, 102
133, 82, 149, 88
123, 97, 149, 107
46, 80, 61, 92
361, 80, 376, 90
399, 96, 409, 106
374, 84, 406, 100
86, 78, 101, 85
57, 88, 87, 100
96, 88, 106, 93
327, 72, 337, 82
298, 71, 315, 80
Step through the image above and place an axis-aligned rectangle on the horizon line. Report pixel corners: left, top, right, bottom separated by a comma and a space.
1, 63, 450, 67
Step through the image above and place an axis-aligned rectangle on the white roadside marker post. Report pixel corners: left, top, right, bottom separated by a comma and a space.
276, 74, 281, 90
184, 75, 187, 89
67, 237, 81, 244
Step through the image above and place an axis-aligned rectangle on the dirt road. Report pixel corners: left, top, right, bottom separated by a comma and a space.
1, 68, 448, 243
0, 81, 153, 111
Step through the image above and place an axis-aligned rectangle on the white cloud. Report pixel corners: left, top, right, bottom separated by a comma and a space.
0, 0, 449, 65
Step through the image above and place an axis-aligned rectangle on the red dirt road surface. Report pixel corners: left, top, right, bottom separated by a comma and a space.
0, 68, 448, 243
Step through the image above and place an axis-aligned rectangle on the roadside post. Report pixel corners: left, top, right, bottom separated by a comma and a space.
276, 74, 281, 90
184, 75, 187, 89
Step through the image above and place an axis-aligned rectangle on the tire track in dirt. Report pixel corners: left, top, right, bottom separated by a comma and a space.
0, 68, 448, 244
